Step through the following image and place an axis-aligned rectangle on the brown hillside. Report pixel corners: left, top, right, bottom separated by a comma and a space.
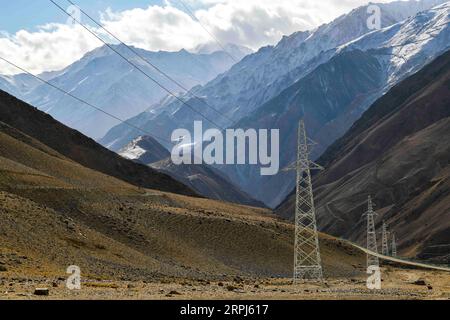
0, 90, 195, 197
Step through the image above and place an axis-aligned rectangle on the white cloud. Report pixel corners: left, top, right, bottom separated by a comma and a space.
99, 5, 210, 51
0, 0, 401, 75
0, 23, 101, 75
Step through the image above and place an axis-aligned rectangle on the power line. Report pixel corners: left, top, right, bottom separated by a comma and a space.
64, 0, 234, 124
0, 55, 174, 145
175, 0, 240, 64
49, 0, 224, 130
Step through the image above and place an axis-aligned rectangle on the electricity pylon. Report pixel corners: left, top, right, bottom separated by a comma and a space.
391, 233, 397, 257
284, 120, 324, 283
381, 221, 390, 256
363, 196, 379, 267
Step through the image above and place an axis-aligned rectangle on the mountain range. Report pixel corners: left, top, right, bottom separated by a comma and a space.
99, 1, 450, 208
0, 44, 251, 139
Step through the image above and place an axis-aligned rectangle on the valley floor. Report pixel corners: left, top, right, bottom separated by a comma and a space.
1, 267, 449, 300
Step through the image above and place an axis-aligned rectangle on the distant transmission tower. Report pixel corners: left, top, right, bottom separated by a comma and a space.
381, 221, 390, 256
363, 196, 379, 267
285, 120, 324, 283
391, 233, 397, 257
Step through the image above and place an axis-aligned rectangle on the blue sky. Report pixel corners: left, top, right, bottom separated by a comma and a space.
1, 0, 169, 33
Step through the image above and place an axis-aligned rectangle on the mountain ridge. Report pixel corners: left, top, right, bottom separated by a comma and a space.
0, 43, 249, 139
276, 49, 450, 263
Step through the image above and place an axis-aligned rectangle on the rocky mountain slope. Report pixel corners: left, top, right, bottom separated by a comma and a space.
0, 90, 195, 196
119, 136, 264, 207
0, 44, 249, 139
277, 49, 450, 263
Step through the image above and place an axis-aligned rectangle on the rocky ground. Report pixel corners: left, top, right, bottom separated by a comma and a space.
1, 266, 449, 300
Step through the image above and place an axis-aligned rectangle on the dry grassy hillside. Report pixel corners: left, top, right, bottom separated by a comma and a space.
0, 117, 365, 283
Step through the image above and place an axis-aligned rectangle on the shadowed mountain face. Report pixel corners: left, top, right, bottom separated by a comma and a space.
119, 136, 265, 207
277, 50, 450, 263
222, 49, 386, 208
217, 3, 450, 208
0, 90, 196, 197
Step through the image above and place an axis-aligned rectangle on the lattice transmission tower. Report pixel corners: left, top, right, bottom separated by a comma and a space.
284, 120, 324, 283
391, 233, 397, 257
363, 196, 379, 268
381, 221, 390, 256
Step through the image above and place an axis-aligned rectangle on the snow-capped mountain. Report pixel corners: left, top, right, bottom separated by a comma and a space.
100, 0, 448, 152
0, 73, 40, 98
119, 136, 171, 165
224, 2, 450, 207
0, 44, 249, 139
192, 43, 254, 57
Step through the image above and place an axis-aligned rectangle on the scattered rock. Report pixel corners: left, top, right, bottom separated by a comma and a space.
217, 282, 224, 287
169, 290, 182, 295
427, 285, 433, 290
413, 279, 427, 286
227, 285, 238, 292
34, 288, 49, 296
0, 266, 7, 272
